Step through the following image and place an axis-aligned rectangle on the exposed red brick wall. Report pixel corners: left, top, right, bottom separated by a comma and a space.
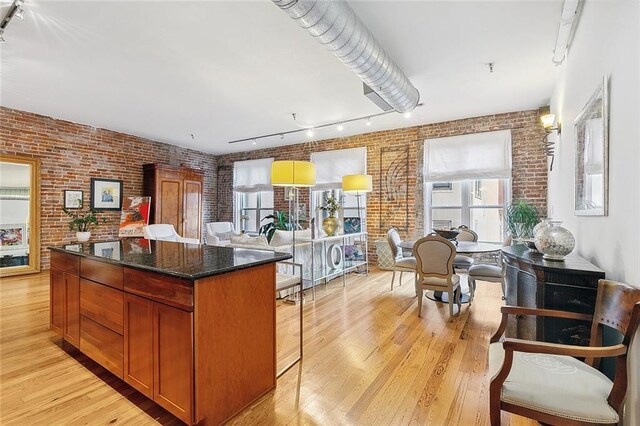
217, 109, 548, 262
0, 107, 217, 269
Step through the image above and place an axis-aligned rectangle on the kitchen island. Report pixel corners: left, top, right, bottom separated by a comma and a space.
49, 239, 291, 425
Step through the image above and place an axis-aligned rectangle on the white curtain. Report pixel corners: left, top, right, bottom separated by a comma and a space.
583, 118, 604, 175
311, 147, 367, 190
424, 130, 512, 181
233, 158, 274, 192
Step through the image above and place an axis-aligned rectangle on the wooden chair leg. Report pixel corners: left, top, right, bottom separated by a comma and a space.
489, 392, 501, 426
456, 288, 462, 314
469, 277, 475, 305
448, 289, 454, 320
500, 279, 506, 300
417, 288, 423, 317
399, 271, 403, 286
414, 273, 418, 297
391, 270, 395, 290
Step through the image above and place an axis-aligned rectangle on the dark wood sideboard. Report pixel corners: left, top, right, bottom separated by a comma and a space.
502, 245, 605, 346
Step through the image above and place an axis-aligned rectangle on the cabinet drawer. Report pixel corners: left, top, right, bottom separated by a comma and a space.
80, 279, 124, 334
124, 268, 193, 311
80, 315, 124, 379
51, 251, 79, 275
81, 258, 123, 290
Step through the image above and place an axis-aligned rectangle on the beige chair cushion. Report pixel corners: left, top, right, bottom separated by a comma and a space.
230, 234, 270, 247
395, 257, 417, 269
276, 273, 301, 291
453, 255, 474, 268
489, 342, 618, 424
420, 275, 460, 288
469, 264, 502, 278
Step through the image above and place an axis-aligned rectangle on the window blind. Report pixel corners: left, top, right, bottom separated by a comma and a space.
424, 130, 512, 181
310, 147, 367, 190
233, 158, 274, 192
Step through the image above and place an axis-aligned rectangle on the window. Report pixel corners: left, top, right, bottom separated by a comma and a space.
312, 189, 367, 233
426, 179, 509, 242
236, 191, 273, 233
424, 130, 512, 243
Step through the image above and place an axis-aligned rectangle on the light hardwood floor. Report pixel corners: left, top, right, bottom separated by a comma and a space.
0, 270, 536, 425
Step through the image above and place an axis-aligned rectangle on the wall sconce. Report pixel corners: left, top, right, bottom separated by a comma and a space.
540, 109, 561, 171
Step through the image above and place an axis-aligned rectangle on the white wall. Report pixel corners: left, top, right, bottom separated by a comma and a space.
548, 1, 639, 424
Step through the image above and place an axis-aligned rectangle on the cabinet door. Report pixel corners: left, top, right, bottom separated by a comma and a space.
158, 179, 182, 234
50, 269, 65, 335
64, 273, 81, 348
183, 179, 202, 240
124, 294, 154, 398
154, 303, 193, 424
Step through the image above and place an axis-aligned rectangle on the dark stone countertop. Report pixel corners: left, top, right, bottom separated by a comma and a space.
49, 239, 292, 280
501, 244, 605, 275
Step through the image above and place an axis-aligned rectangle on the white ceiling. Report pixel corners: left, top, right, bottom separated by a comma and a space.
0, 1, 562, 154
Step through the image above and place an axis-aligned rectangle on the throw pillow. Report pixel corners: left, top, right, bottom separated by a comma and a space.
215, 231, 236, 241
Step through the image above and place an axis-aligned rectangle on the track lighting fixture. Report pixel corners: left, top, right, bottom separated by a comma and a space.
228, 103, 423, 145
0, 0, 26, 42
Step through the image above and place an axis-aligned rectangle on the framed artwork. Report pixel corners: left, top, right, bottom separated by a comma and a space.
64, 190, 83, 209
118, 196, 151, 237
575, 75, 609, 216
344, 217, 361, 234
0, 225, 26, 250
90, 178, 123, 211
92, 241, 122, 261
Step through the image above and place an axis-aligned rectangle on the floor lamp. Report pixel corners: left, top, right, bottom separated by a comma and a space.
271, 160, 316, 261
342, 174, 372, 272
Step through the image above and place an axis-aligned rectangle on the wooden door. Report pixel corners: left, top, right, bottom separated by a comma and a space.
183, 179, 202, 240
124, 294, 154, 398
158, 179, 182, 235
153, 303, 193, 424
50, 269, 65, 335
63, 273, 80, 348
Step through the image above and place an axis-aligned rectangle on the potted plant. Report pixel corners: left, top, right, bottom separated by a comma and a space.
63, 204, 107, 242
258, 211, 290, 242
316, 194, 342, 236
505, 200, 540, 243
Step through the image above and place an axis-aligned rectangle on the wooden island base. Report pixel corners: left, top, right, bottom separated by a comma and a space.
50, 242, 286, 425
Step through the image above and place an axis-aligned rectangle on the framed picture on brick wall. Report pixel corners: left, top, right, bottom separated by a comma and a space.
90, 178, 123, 211
64, 190, 83, 209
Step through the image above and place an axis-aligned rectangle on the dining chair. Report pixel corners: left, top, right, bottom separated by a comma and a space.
489, 279, 640, 426
413, 235, 462, 320
453, 226, 476, 270
386, 228, 417, 291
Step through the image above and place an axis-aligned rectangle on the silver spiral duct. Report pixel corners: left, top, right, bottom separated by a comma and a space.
272, 0, 420, 113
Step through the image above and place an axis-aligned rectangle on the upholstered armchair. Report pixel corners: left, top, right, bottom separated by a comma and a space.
205, 222, 238, 246
143, 224, 200, 244
489, 279, 640, 425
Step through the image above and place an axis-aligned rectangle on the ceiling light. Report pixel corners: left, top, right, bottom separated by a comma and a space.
252, 139, 257, 145
404, 112, 411, 119
337, 123, 344, 132
14, 7, 24, 20
306, 128, 314, 138
366, 118, 372, 126
552, 0, 583, 65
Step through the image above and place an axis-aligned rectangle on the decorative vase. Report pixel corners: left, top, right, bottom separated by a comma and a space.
76, 231, 91, 242
533, 218, 552, 237
534, 221, 575, 261
322, 216, 340, 236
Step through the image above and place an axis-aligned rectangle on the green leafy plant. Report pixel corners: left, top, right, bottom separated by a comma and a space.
505, 200, 540, 240
258, 211, 291, 242
62, 205, 107, 232
316, 194, 341, 217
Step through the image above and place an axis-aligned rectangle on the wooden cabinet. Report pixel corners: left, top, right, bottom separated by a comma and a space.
124, 293, 193, 424
143, 163, 203, 240
502, 245, 605, 345
50, 252, 80, 348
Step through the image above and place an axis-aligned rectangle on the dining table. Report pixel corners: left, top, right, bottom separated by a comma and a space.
398, 239, 503, 304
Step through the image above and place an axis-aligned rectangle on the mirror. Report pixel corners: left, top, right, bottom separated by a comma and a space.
0, 155, 40, 276
574, 75, 609, 216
